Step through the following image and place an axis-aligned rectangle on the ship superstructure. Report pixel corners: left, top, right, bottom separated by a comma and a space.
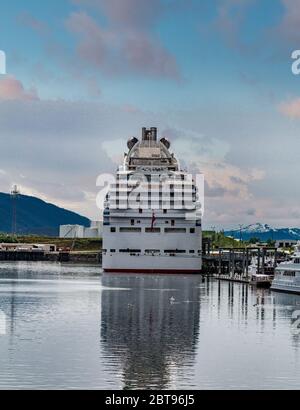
102, 127, 202, 273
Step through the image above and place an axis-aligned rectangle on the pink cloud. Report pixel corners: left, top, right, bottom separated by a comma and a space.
67, 3, 181, 80
0, 76, 39, 101
279, 98, 300, 118
214, 0, 256, 51
66, 12, 108, 67
121, 31, 180, 79
277, 0, 300, 43
217, 0, 242, 36
72, 0, 163, 27
18, 11, 49, 34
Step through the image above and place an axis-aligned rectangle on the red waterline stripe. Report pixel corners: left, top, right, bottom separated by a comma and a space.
103, 268, 202, 274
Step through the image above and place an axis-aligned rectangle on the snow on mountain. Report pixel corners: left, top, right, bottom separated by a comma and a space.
224, 223, 300, 241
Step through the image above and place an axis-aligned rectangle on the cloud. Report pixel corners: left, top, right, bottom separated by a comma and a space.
65, 11, 108, 67
205, 181, 227, 198
66, 3, 181, 79
0, 76, 39, 101
17, 11, 49, 34
72, 0, 164, 28
276, 0, 300, 44
214, 0, 256, 51
0, 97, 160, 218
279, 98, 300, 118
246, 208, 256, 216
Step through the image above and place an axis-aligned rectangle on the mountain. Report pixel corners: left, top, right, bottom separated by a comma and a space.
224, 223, 300, 241
0, 192, 90, 236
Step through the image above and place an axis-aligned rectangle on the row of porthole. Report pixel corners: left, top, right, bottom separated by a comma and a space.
109, 227, 197, 233
103, 249, 202, 254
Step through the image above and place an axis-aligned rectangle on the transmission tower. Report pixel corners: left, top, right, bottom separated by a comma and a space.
10, 185, 20, 236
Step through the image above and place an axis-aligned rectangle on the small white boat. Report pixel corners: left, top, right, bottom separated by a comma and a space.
271, 242, 300, 294
248, 258, 274, 287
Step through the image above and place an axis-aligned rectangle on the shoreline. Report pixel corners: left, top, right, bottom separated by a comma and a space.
0, 250, 102, 264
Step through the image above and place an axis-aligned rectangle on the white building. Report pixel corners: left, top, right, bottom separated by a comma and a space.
275, 240, 298, 249
59, 222, 103, 239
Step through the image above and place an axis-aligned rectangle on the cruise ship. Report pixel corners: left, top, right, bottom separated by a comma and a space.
102, 127, 202, 273
271, 242, 300, 294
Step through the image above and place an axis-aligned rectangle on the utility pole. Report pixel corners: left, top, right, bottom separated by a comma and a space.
211, 225, 216, 242
238, 224, 243, 242
11, 185, 20, 236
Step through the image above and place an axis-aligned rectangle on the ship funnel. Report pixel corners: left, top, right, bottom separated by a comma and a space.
150, 127, 157, 141
142, 127, 157, 141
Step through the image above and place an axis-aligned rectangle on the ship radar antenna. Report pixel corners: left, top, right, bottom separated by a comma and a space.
10, 185, 20, 236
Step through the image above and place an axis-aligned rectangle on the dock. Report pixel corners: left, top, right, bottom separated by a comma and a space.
203, 246, 278, 284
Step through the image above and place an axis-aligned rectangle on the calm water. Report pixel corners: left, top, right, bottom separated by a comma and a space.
0, 262, 300, 390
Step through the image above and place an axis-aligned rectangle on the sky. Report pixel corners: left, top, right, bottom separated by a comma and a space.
1, 0, 300, 229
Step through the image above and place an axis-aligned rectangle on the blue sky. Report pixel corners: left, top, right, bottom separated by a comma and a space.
1, 0, 300, 228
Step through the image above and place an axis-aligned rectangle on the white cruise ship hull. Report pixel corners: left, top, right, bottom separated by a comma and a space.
102, 127, 203, 275
103, 253, 202, 273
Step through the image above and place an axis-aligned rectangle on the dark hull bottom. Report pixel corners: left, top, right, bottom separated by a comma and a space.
251, 282, 272, 288
104, 268, 202, 274
271, 287, 300, 295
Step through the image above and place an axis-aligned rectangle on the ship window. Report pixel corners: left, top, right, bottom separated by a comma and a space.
139, 209, 143, 214
119, 249, 141, 253
171, 220, 175, 226
163, 209, 167, 214
283, 271, 296, 277
131, 219, 134, 226
165, 228, 186, 233
189, 250, 195, 254
110, 249, 116, 253
145, 249, 160, 254
120, 227, 141, 233
110, 227, 116, 232
145, 228, 160, 233
164, 249, 186, 254
190, 228, 195, 233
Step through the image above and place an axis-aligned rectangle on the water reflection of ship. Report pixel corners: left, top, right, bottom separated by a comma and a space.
100, 274, 202, 389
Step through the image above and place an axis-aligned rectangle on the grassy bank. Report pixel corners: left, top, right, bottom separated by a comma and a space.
203, 231, 248, 249
1, 231, 271, 253
0, 234, 102, 251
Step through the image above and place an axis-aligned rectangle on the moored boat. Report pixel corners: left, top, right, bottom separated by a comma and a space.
271, 242, 300, 294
